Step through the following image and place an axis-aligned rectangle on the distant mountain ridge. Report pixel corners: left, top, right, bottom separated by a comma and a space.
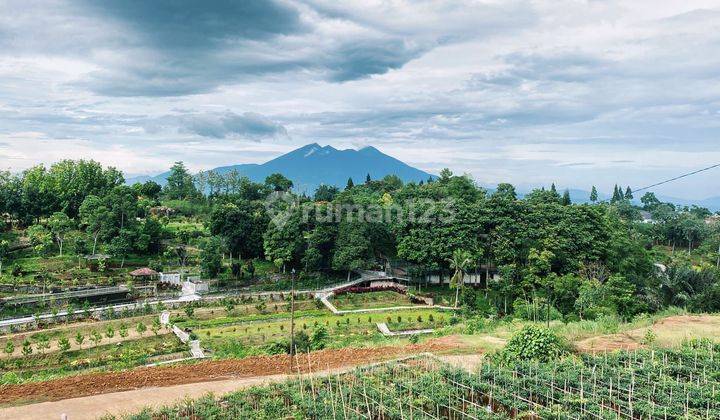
126, 143, 435, 193
126, 143, 719, 210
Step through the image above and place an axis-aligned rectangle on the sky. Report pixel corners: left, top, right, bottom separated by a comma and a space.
0, 0, 719, 200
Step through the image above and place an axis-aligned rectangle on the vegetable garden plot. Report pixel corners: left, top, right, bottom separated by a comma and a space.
117, 347, 720, 419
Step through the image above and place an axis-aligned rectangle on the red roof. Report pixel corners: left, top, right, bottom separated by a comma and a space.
129, 267, 159, 277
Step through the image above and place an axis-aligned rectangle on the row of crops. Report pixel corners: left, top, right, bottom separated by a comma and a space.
116, 342, 720, 419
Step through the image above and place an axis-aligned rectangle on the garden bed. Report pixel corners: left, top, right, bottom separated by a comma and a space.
0, 341, 459, 406
109, 344, 720, 420
183, 308, 448, 355
329, 290, 423, 310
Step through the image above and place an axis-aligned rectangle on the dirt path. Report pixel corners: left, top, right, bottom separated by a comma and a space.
0, 338, 463, 409
0, 374, 292, 420
0, 354, 484, 420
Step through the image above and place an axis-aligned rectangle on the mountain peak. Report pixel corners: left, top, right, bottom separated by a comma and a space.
126, 143, 435, 194
359, 145, 381, 154
297, 142, 321, 151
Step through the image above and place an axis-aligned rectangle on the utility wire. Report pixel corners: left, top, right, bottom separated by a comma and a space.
633, 163, 720, 193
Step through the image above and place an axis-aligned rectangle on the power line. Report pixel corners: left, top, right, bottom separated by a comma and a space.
633, 163, 720, 193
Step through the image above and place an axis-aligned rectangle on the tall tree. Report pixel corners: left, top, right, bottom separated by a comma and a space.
164, 162, 198, 199
549, 183, 561, 201
590, 186, 598, 202
561, 189, 571, 206
48, 212, 73, 256
332, 221, 373, 281
0, 240, 8, 275
79, 195, 112, 254
624, 186, 634, 200
45, 160, 123, 217
192, 171, 208, 197
494, 183, 517, 200
105, 186, 138, 230
640, 192, 661, 210
207, 201, 267, 260
108, 229, 133, 268
447, 249, 473, 308
200, 236, 224, 278
314, 184, 339, 202
264, 173, 293, 192
139, 180, 162, 200
345, 177, 354, 190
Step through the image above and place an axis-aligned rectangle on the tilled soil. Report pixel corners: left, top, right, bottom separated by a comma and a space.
0, 338, 461, 407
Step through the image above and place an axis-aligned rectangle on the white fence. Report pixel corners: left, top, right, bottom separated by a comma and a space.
159, 273, 182, 286
422, 272, 499, 285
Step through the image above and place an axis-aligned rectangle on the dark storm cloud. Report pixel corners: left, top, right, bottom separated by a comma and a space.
68, 0, 435, 96
81, 0, 305, 49
326, 38, 429, 82
1, 0, 438, 97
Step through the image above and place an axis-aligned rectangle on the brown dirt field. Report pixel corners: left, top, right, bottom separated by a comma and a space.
0, 337, 462, 407
575, 314, 720, 353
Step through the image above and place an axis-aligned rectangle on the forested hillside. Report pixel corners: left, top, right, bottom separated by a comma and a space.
1, 160, 719, 321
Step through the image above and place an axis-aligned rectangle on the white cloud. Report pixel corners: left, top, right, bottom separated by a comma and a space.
0, 0, 719, 199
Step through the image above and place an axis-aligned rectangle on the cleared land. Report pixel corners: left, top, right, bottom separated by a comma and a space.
0, 338, 460, 408
576, 314, 720, 351
329, 290, 421, 310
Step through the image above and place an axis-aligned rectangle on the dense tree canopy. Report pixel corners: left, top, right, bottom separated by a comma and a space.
1, 159, 719, 322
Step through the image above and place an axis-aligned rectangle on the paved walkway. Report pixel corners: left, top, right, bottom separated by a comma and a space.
146, 312, 205, 366
376, 322, 434, 336
314, 270, 455, 315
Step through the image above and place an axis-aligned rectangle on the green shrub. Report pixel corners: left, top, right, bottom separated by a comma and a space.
512, 298, 562, 322
596, 314, 620, 333
293, 331, 311, 353
497, 325, 569, 364
0, 372, 21, 385
463, 317, 493, 334
642, 329, 656, 345
263, 341, 288, 355
310, 326, 328, 350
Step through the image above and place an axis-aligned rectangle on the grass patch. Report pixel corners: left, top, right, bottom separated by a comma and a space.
194, 308, 449, 351
330, 291, 420, 310
0, 334, 185, 385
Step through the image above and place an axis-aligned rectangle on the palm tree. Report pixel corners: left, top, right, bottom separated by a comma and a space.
447, 249, 473, 308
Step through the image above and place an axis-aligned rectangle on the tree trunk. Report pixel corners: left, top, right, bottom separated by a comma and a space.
59, 240, 63, 257
454, 284, 460, 308
92, 234, 99, 255
546, 298, 551, 328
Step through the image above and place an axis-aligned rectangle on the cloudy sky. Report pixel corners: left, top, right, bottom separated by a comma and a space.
1, 0, 719, 199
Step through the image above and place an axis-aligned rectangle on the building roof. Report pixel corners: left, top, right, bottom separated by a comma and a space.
84, 253, 110, 260
129, 267, 159, 277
